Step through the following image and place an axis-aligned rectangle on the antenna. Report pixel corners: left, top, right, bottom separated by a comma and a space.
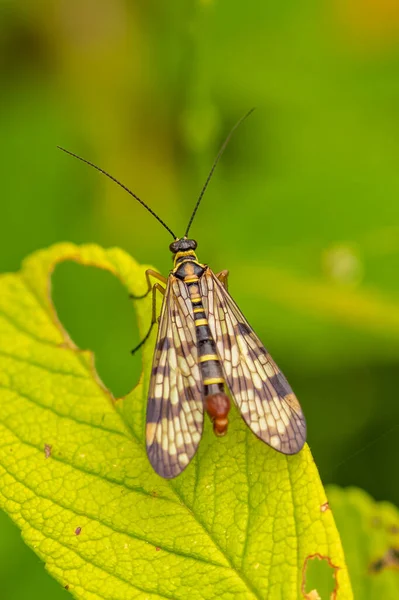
185, 107, 255, 237
57, 146, 177, 239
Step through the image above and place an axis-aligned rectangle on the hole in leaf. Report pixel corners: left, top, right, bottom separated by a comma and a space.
52, 261, 142, 398
302, 554, 338, 600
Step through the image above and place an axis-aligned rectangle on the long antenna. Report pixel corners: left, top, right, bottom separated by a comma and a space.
185, 107, 255, 237
57, 146, 177, 239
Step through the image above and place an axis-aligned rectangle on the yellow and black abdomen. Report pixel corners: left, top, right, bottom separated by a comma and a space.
175, 259, 230, 435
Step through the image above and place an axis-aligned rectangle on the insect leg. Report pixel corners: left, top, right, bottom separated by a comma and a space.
215, 270, 229, 290
129, 269, 167, 300
131, 282, 165, 355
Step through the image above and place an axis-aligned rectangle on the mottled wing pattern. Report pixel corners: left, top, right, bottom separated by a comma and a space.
200, 269, 306, 454
146, 276, 203, 478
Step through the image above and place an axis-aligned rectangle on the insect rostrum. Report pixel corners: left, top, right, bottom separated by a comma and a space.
58, 109, 306, 479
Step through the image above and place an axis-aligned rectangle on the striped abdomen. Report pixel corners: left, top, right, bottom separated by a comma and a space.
183, 269, 230, 435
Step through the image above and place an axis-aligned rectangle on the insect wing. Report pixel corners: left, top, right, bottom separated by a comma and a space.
146, 277, 204, 478
200, 269, 306, 454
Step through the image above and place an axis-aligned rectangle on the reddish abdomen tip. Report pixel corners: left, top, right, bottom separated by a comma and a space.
205, 393, 230, 436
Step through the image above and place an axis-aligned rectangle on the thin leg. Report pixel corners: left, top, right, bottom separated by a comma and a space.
131, 282, 165, 355
129, 269, 167, 300
216, 270, 229, 291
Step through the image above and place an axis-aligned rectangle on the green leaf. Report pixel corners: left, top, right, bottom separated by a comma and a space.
328, 486, 399, 599
0, 243, 353, 599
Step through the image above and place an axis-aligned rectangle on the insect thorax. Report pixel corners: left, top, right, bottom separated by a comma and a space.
173, 260, 205, 281
173, 252, 206, 280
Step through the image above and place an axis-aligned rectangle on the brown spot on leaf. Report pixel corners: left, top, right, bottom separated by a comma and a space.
320, 501, 330, 512
155, 546, 160, 551
369, 547, 399, 573
75, 527, 82, 536
44, 444, 52, 458
302, 553, 340, 600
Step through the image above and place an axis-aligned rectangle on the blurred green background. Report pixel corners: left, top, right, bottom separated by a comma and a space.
1, 0, 399, 597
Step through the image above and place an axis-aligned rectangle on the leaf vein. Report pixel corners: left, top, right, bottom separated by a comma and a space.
0, 348, 89, 379
20, 515, 177, 600
286, 458, 300, 597
0, 308, 58, 347
0, 414, 180, 504
169, 481, 262, 600
0, 423, 228, 569
0, 383, 128, 438
240, 429, 251, 567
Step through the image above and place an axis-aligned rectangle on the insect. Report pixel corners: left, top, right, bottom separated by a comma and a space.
58, 110, 306, 479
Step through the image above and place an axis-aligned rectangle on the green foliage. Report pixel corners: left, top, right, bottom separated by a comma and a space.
328, 486, 399, 599
1, 0, 399, 597
0, 243, 352, 599
0, 509, 66, 600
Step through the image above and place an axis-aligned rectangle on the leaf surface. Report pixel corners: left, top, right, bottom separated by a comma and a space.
328, 486, 399, 599
0, 243, 353, 599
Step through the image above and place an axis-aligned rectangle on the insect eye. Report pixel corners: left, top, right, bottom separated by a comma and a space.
169, 241, 179, 253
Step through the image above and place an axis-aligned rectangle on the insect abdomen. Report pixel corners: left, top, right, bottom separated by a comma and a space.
205, 392, 230, 436
181, 264, 230, 436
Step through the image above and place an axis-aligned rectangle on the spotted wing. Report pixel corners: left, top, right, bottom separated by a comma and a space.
200, 269, 306, 454
146, 276, 203, 478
